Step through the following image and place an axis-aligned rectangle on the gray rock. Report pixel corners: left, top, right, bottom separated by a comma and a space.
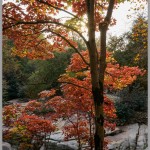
40, 130, 77, 150
136, 124, 148, 150
40, 142, 76, 150
40, 145, 45, 150
107, 123, 148, 150
106, 94, 121, 102
2, 142, 11, 150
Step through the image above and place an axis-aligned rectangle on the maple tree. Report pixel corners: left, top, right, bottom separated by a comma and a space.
3, 52, 145, 150
3, 0, 147, 149
38, 51, 144, 149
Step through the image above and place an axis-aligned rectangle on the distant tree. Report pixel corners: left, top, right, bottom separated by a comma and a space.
24, 50, 74, 98
107, 16, 147, 69
3, 37, 36, 100
3, 79, 9, 101
107, 16, 147, 90
3, 37, 21, 100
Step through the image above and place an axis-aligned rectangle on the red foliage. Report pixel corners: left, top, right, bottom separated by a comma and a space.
3, 101, 56, 149
17, 114, 55, 133
3, 104, 22, 127
2, 0, 119, 59
42, 50, 144, 149
3, 50, 145, 149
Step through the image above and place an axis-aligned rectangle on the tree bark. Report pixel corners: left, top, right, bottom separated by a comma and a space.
86, 0, 104, 149
86, 0, 115, 149
97, 1, 115, 150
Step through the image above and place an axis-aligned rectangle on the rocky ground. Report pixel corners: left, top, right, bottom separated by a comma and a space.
3, 98, 148, 150
107, 123, 148, 150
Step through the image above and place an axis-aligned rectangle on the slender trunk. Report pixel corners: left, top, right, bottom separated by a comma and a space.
86, 0, 115, 149
92, 84, 104, 150
97, 1, 115, 149
86, 0, 99, 89
94, 22, 107, 150
86, 0, 105, 149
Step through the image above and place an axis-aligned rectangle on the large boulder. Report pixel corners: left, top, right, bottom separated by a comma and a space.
39, 123, 148, 150
107, 123, 148, 150
40, 131, 78, 150
2, 142, 11, 150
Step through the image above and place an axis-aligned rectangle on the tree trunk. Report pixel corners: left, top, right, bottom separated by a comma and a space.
92, 85, 104, 150
86, 0, 115, 149
93, 22, 108, 150
86, 0, 105, 149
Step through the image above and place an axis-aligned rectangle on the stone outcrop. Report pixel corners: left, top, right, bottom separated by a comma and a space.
40, 123, 148, 150
107, 123, 148, 150
3, 123, 148, 150
40, 131, 78, 150
2, 142, 12, 150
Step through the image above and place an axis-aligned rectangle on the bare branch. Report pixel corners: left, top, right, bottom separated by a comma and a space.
59, 81, 91, 91
3, 18, 88, 49
26, 81, 90, 91
37, 0, 79, 20
104, 0, 115, 24
48, 29, 89, 66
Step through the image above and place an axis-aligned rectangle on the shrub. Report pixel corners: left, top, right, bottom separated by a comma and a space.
115, 101, 134, 125
116, 85, 147, 112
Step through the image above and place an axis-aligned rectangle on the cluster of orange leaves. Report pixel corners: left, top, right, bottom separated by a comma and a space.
3, 101, 56, 149
16, 114, 55, 133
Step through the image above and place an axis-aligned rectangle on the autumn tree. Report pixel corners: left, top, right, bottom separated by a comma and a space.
107, 16, 147, 90
107, 16, 147, 69
3, 0, 147, 149
42, 51, 144, 149
3, 51, 144, 149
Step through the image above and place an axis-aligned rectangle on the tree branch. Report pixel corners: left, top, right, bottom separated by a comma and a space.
60, 81, 91, 91
48, 29, 89, 66
34, 37, 49, 47
99, 0, 115, 82
3, 18, 88, 49
37, 0, 80, 20
104, 0, 115, 24
3, 19, 89, 65
26, 81, 91, 91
